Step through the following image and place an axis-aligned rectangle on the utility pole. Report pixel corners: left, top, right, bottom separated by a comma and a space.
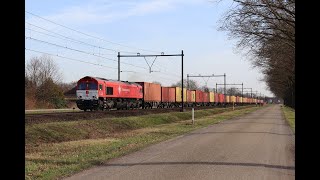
224, 73, 226, 105
242, 83, 243, 99
182, 50, 184, 111
118, 52, 120, 81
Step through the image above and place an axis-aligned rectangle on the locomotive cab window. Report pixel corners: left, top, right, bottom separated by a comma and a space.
99, 84, 103, 90
89, 83, 98, 90
78, 82, 86, 90
106, 87, 113, 95
78, 82, 98, 90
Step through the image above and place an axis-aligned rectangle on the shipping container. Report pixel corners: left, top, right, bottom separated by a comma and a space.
187, 90, 196, 102
231, 96, 236, 103
218, 93, 225, 103
203, 92, 209, 103
136, 82, 161, 102
161, 87, 175, 102
209, 92, 214, 103
195, 90, 203, 103
243, 97, 247, 103
214, 93, 219, 103
236, 96, 239, 103
226, 95, 230, 103
175, 87, 187, 102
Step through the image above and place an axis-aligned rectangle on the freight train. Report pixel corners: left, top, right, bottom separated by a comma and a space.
76, 76, 264, 111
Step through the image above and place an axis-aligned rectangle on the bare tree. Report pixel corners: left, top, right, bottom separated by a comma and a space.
25, 54, 65, 109
26, 55, 62, 87
218, 0, 295, 108
219, 0, 295, 53
227, 87, 242, 96
171, 79, 199, 90
216, 87, 225, 94
199, 85, 210, 92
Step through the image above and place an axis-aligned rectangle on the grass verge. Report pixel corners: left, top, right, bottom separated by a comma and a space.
26, 105, 262, 179
281, 105, 295, 133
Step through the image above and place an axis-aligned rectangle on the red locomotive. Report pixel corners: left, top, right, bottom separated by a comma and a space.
76, 76, 143, 111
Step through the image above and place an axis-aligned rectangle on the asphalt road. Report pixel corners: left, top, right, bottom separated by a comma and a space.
65, 105, 295, 180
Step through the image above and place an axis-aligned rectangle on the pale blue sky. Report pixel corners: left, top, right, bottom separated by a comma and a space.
25, 0, 273, 97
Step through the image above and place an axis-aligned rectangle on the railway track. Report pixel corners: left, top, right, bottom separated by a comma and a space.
26, 105, 245, 125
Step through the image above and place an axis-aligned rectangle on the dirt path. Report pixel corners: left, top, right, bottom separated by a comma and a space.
65, 105, 295, 180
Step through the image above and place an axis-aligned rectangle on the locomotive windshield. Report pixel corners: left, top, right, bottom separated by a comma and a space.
78, 82, 98, 90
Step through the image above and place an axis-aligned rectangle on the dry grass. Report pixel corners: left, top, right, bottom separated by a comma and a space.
25, 106, 261, 179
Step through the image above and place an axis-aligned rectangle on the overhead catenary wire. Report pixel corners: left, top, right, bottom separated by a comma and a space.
119, 55, 181, 78
26, 11, 162, 54
25, 22, 136, 54
26, 11, 185, 83
25, 26, 181, 77
25, 27, 117, 56
25, 43, 180, 81
153, 56, 183, 77
25, 36, 149, 70
25, 48, 180, 83
25, 48, 118, 70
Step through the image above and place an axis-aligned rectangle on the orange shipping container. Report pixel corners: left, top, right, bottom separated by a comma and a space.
195, 90, 203, 103
161, 87, 175, 102
243, 97, 247, 103
203, 92, 210, 102
214, 93, 219, 103
218, 93, 225, 103
136, 82, 161, 102
187, 90, 196, 102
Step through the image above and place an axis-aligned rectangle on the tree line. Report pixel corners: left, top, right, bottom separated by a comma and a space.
218, 0, 295, 108
25, 55, 76, 109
